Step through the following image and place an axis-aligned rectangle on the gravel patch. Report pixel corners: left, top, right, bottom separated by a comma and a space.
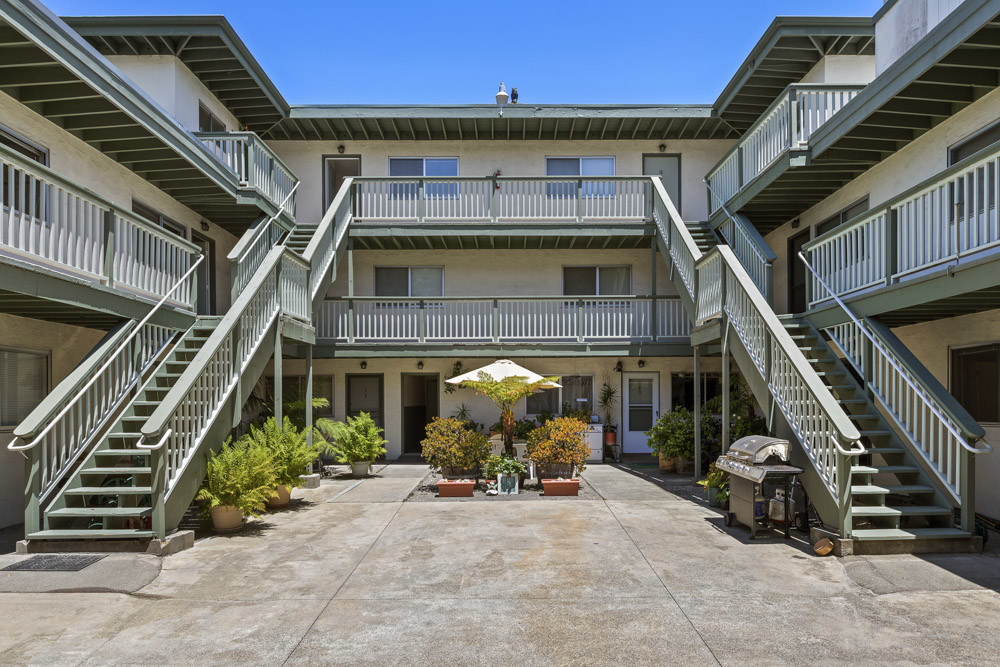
407, 469, 603, 502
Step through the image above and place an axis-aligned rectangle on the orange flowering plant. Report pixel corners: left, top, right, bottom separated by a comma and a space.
525, 417, 590, 474
421, 417, 492, 472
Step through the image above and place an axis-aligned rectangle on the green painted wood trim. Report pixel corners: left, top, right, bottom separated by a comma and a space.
349, 223, 654, 238
308, 342, 693, 358
289, 104, 717, 120
280, 315, 315, 344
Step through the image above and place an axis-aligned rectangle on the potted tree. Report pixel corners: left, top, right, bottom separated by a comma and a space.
242, 417, 322, 509
330, 412, 388, 477
598, 379, 619, 453
456, 371, 559, 457
422, 417, 492, 497
196, 435, 277, 532
645, 406, 716, 475
526, 417, 590, 496
484, 454, 527, 495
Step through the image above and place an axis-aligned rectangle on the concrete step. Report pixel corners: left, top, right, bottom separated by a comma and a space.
27, 529, 155, 540
851, 505, 952, 518
47, 506, 152, 518
94, 449, 149, 457
852, 527, 970, 541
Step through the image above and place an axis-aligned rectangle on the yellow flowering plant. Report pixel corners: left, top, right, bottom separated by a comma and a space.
525, 417, 590, 474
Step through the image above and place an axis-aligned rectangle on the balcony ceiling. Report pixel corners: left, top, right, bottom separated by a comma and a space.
349, 223, 657, 251
264, 105, 738, 142
63, 16, 289, 134
714, 17, 875, 136
736, 1, 1000, 232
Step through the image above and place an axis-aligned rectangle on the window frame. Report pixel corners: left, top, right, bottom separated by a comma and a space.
546, 156, 616, 198
373, 266, 445, 298
0, 344, 50, 431
0, 125, 49, 165
525, 373, 595, 418
132, 199, 187, 239
815, 196, 870, 237
388, 157, 459, 199
948, 341, 1000, 425
948, 120, 1000, 166
561, 264, 632, 297
198, 103, 226, 133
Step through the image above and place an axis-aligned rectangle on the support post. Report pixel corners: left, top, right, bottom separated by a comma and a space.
150, 446, 166, 540
694, 344, 702, 479
347, 238, 354, 298
273, 326, 283, 424
837, 452, 852, 538
492, 299, 499, 343
885, 208, 898, 287
23, 451, 41, 536
102, 209, 115, 289
960, 450, 976, 533
305, 344, 314, 449
722, 334, 731, 454
651, 244, 658, 341
417, 179, 425, 223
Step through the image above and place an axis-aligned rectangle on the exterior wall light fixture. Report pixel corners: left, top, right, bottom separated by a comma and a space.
337, 145, 346, 154
417, 361, 424, 370
638, 360, 645, 368
360, 360, 367, 370
614, 361, 623, 373
659, 144, 666, 153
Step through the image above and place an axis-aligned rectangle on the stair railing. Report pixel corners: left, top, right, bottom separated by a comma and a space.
704, 179, 775, 302
228, 181, 300, 299
798, 251, 991, 530
9, 255, 202, 532
650, 177, 702, 302
302, 177, 354, 303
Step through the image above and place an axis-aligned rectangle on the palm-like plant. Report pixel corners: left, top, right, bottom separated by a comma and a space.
330, 412, 388, 464
244, 417, 321, 490
458, 372, 559, 456
195, 436, 278, 519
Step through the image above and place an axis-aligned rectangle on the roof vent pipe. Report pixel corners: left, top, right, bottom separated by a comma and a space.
496, 82, 509, 105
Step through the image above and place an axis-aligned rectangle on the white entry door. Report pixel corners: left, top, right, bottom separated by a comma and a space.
622, 373, 658, 453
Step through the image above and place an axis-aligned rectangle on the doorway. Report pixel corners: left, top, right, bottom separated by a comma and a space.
787, 228, 811, 314
323, 156, 361, 211
401, 373, 439, 454
643, 154, 681, 210
191, 230, 215, 315
622, 372, 659, 454
347, 374, 384, 429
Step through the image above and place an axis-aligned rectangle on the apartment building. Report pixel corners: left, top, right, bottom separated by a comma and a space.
1, 0, 999, 554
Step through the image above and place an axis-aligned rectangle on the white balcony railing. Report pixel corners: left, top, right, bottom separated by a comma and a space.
352, 176, 652, 224
0, 143, 200, 308
315, 296, 690, 344
803, 141, 1000, 307
197, 132, 297, 218
707, 84, 864, 215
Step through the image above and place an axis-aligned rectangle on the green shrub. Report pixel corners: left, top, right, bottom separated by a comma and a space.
195, 436, 278, 519
484, 454, 527, 477
646, 407, 716, 460
329, 412, 388, 464
421, 416, 491, 472
525, 417, 590, 472
245, 417, 320, 490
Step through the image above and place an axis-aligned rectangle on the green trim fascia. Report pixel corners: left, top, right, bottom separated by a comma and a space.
807, 0, 1000, 159
308, 342, 693, 358
2, 1, 246, 198
288, 105, 717, 120
349, 222, 655, 238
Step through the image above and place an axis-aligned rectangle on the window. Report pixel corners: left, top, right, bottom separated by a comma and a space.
0, 347, 48, 428
526, 375, 594, 416
1, 126, 48, 217
198, 104, 226, 133
388, 157, 458, 198
563, 266, 631, 296
546, 156, 615, 197
132, 200, 186, 239
265, 375, 334, 419
670, 373, 723, 412
949, 122, 1000, 165
815, 197, 870, 236
374, 267, 443, 297
0, 127, 47, 165
951, 343, 1000, 422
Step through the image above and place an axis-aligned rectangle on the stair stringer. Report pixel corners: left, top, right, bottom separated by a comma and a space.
160, 317, 281, 532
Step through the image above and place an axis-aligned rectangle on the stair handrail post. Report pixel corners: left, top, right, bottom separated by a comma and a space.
837, 449, 853, 537
23, 449, 41, 535
140, 428, 171, 540
960, 451, 976, 533
102, 208, 115, 289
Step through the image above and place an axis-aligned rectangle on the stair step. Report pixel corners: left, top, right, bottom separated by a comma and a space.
94, 449, 149, 457
851, 465, 920, 475
852, 528, 970, 541
47, 507, 152, 518
79, 467, 151, 475
838, 398, 869, 405
859, 430, 892, 438
64, 486, 152, 495
851, 505, 952, 517
852, 484, 935, 495
866, 447, 905, 455
27, 529, 155, 540
107, 432, 141, 440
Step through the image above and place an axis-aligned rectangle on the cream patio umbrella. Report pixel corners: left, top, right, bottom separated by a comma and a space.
446, 360, 560, 456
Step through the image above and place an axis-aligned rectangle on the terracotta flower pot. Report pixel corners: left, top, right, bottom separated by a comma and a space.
437, 479, 475, 497
658, 454, 676, 473
210, 505, 243, 532
541, 478, 580, 496
268, 484, 291, 509
603, 431, 617, 447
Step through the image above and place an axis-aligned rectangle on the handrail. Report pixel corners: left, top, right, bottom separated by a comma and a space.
650, 176, 703, 303
195, 131, 298, 216
8, 255, 203, 453
138, 428, 172, 451
228, 181, 300, 296
322, 294, 684, 302
194, 131, 298, 185
798, 251, 991, 455
302, 176, 354, 302
227, 181, 300, 263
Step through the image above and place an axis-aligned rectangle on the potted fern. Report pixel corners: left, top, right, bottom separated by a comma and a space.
243, 417, 321, 509
196, 436, 278, 532
526, 417, 590, 496
330, 412, 388, 477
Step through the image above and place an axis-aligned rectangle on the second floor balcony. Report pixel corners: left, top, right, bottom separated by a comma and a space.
197, 131, 297, 220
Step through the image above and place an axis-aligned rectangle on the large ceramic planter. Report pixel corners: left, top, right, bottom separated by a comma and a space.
267, 484, 291, 509
437, 479, 475, 497
604, 431, 617, 447
674, 457, 695, 475
210, 505, 243, 533
658, 454, 676, 473
497, 473, 519, 495
542, 478, 580, 496
706, 486, 721, 508
351, 461, 371, 478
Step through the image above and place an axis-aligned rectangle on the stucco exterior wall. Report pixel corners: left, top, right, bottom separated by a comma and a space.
107, 55, 241, 133
0, 313, 107, 528
876, 0, 967, 75
325, 248, 677, 299
0, 90, 239, 312
271, 354, 720, 460
891, 309, 1000, 520
266, 139, 733, 224
799, 55, 876, 85
764, 83, 1000, 314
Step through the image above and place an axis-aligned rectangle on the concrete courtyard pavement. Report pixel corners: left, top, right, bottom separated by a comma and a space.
1, 463, 1000, 665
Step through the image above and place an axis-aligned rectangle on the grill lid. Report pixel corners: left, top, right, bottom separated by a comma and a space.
728, 435, 790, 463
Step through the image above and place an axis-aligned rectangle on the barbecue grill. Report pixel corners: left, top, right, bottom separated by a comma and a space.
716, 435, 803, 539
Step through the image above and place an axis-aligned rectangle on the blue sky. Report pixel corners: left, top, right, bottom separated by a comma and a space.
48, 0, 883, 106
